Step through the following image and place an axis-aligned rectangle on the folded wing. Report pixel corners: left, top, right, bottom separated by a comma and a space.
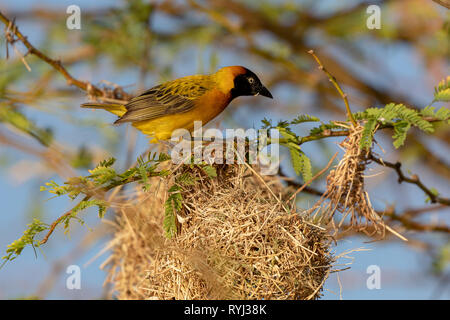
114, 76, 213, 124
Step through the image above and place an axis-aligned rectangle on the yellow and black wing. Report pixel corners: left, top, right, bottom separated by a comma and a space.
114, 75, 214, 124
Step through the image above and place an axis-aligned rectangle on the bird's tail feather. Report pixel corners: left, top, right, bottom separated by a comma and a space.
81, 102, 127, 117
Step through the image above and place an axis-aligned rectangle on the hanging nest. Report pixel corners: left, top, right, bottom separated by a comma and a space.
103, 162, 335, 300
308, 124, 406, 240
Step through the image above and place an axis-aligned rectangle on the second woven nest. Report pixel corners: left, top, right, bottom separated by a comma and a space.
105, 162, 334, 299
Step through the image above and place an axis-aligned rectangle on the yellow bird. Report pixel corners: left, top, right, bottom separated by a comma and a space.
81, 66, 272, 142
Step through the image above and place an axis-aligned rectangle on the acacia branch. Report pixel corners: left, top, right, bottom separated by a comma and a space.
0, 11, 105, 96
38, 164, 169, 245
384, 207, 450, 233
336, 205, 450, 239
40, 195, 91, 245
308, 50, 357, 126
369, 153, 450, 206
432, 0, 450, 9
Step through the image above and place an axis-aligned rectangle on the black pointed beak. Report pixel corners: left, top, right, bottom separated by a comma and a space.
259, 86, 273, 99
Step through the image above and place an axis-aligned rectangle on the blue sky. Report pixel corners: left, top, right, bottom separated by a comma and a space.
0, 0, 449, 299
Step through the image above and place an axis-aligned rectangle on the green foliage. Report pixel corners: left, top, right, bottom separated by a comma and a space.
262, 99, 449, 181
0, 60, 28, 94
360, 118, 377, 150
73, 198, 108, 220
421, 106, 450, 123
41, 153, 172, 202
164, 185, 182, 239
308, 123, 343, 136
71, 146, 94, 169
84, 0, 154, 69
3, 153, 173, 265
355, 103, 445, 149
290, 114, 321, 124
137, 155, 152, 191
40, 180, 78, 199
432, 242, 450, 275
96, 157, 116, 168
425, 188, 440, 204
263, 114, 330, 182
0, 105, 53, 146
0, 0, 448, 293
263, 115, 321, 135
392, 121, 411, 149
277, 125, 298, 142
163, 165, 220, 238
175, 172, 197, 186
289, 149, 312, 182
1, 219, 48, 267
433, 76, 450, 103
88, 162, 118, 185
4, 151, 224, 264
201, 165, 217, 178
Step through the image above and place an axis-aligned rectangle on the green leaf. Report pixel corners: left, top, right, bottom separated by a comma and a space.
435, 107, 450, 121
40, 180, 73, 197
391, 103, 434, 133
434, 76, 450, 102
425, 188, 439, 203
261, 118, 272, 128
73, 199, 108, 218
432, 243, 450, 274
71, 146, 93, 169
164, 185, 182, 238
290, 114, 320, 124
88, 166, 117, 185
357, 103, 440, 150
434, 90, 450, 102
97, 157, 116, 168
392, 121, 411, 149
202, 165, 217, 178
1, 219, 48, 267
289, 148, 312, 182
360, 118, 377, 150
309, 123, 343, 135
421, 106, 437, 118
176, 172, 196, 186
158, 152, 171, 162
0, 106, 53, 146
137, 160, 150, 191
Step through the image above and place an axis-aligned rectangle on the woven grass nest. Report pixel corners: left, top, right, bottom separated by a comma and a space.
104, 162, 335, 300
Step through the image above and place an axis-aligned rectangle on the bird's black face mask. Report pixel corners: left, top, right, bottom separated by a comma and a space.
231, 69, 273, 100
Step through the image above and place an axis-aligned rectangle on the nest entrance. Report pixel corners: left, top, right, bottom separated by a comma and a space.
104, 163, 334, 300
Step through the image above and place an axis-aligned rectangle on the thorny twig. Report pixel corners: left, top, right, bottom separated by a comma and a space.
40, 195, 91, 245
308, 49, 358, 127
369, 153, 450, 206
0, 10, 131, 100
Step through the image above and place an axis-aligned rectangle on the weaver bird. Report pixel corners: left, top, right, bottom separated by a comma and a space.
81, 66, 272, 142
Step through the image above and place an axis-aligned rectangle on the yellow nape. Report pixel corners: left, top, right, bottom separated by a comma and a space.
213, 66, 246, 94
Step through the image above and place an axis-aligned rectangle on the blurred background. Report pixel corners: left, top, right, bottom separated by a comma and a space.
0, 0, 449, 299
